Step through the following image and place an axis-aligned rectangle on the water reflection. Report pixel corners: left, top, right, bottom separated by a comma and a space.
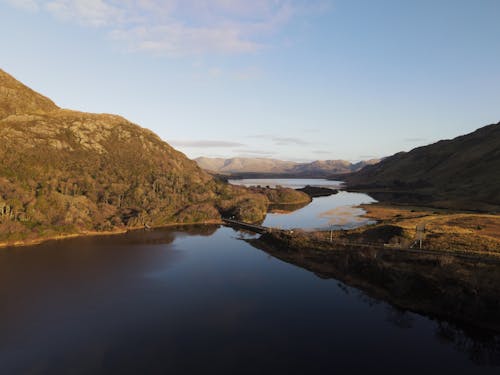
268, 201, 311, 214
1, 226, 499, 373
230, 178, 377, 230
263, 191, 377, 230
336, 277, 500, 367
435, 322, 500, 366
250, 235, 500, 368
229, 178, 342, 189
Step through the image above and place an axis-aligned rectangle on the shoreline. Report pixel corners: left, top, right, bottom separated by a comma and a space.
250, 234, 500, 333
269, 198, 312, 206
357, 203, 500, 253
4, 199, 500, 255
0, 219, 224, 250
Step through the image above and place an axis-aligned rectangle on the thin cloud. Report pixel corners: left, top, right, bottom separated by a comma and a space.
236, 149, 275, 156
45, 0, 123, 27
248, 134, 310, 145
169, 140, 245, 148
5, 0, 331, 56
273, 136, 309, 146
312, 150, 331, 155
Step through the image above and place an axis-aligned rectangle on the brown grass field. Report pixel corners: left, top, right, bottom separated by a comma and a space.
359, 203, 500, 253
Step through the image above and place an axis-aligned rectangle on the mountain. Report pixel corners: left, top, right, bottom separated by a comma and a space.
195, 157, 379, 177
345, 122, 500, 211
195, 157, 297, 174
0, 69, 269, 245
290, 159, 379, 176
0, 70, 58, 118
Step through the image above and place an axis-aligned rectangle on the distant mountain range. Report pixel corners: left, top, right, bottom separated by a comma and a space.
345, 122, 500, 211
195, 157, 380, 177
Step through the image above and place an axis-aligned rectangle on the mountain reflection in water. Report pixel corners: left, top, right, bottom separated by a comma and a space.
230, 178, 377, 230
0, 226, 499, 374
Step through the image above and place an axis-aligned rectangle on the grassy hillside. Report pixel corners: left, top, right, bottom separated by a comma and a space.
0, 70, 58, 119
0, 69, 267, 245
345, 122, 500, 211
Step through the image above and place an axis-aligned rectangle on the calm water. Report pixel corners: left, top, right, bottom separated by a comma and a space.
230, 178, 377, 230
1, 226, 499, 374
228, 178, 343, 189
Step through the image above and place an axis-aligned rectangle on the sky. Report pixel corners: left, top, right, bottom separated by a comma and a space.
1, 0, 499, 162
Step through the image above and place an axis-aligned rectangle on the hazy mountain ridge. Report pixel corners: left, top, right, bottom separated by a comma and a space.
345, 122, 500, 211
196, 157, 297, 174
0, 69, 270, 245
195, 157, 380, 177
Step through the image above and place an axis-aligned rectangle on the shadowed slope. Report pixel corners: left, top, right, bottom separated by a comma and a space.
345, 123, 500, 211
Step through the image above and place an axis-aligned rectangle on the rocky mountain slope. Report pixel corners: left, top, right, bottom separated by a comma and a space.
345, 122, 500, 211
0, 70, 58, 118
195, 157, 379, 177
0, 69, 270, 245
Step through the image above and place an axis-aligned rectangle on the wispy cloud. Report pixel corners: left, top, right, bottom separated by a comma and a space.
249, 134, 310, 146
235, 149, 275, 156
5, 0, 330, 56
272, 136, 309, 145
169, 140, 245, 148
44, 0, 122, 27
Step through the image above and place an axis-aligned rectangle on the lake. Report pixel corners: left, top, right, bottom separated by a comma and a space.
1, 179, 500, 374
228, 178, 343, 189
1, 226, 499, 374
229, 178, 377, 230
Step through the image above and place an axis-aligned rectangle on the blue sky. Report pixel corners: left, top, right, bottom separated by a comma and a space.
1, 0, 499, 161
